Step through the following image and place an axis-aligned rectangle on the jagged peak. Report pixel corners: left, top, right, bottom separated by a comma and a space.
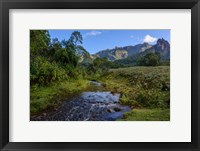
155, 38, 170, 52
157, 38, 169, 44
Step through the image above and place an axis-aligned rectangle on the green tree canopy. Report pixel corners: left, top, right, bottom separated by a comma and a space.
30, 30, 50, 56
137, 53, 160, 66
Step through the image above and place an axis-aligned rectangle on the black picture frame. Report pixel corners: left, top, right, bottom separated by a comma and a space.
0, 0, 200, 150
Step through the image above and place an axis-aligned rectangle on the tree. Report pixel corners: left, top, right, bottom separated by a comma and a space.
70, 31, 83, 46
137, 53, 160, 66
48, 38, 62, 57
30, 30, 50, 56
88, 57, 114, 75
62, 31, 83, 50
53, 31, 85, 67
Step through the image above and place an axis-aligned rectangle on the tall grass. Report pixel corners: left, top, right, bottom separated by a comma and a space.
120, 108, 170, 121
101, 66, 170, 108
99, 66, 170, 120
30, 79, 89, 114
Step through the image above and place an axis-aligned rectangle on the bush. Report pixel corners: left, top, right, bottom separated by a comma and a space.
137, 53, 160, 66
30, 56, 67, 85
100, 66, 170, 109
135, 89, 167, 108
120, 95, 140, 108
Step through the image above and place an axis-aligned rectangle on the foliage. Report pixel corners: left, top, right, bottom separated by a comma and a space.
87, 58, 114, 79
137, 52, 160, 66
30, 79, 89, 114
60, 31, 83, 67
30, 30, 50, 56
160, 59, 170, 66
30, 30, 91, 114
30, 30, 88, 86
120, 109, 170, 121
100, 66, 170, 109
48, 38, 62, 57
30, 56, 67, 85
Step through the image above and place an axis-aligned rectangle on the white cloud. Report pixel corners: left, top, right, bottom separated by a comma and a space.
130, 35, 134, 38
85, 31, 102, 37
143, 35, 157, 43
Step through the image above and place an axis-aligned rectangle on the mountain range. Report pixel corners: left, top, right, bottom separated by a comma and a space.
92, 42, 152, 61
79, 38, 170, 64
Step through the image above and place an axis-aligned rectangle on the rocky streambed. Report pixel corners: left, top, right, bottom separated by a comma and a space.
31, 81, 131, 121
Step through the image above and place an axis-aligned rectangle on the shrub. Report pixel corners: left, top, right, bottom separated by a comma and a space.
100, 66, 170, 109
120, 95, 140, 108
30, 56, 67, 85
137, 53, 160, 66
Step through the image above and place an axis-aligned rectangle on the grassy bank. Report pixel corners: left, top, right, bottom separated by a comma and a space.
30, 79, 89, 114
99, 66, 170, 121
120, 109, 170, 121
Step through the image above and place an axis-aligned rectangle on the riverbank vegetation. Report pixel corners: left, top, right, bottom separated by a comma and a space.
99, 66, 170, 120
120, 108, 170, 121
31, 79, 89, 114
30, 30, 170, 121
30, 30, 90, 114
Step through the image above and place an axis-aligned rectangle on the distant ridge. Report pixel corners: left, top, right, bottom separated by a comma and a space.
92, 42, 152, 61
91, 38, 169, 62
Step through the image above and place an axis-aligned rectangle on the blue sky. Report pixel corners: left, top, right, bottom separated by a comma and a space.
48, 30, 170, 54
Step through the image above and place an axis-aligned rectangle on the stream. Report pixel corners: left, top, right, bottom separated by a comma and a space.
31, 81, 131, 121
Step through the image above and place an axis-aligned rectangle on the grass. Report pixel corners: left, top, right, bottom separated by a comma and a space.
30, 66, 170, 121
30, 79, 89, 114
99, 66, 170, 121
100, 66, 170, 108
120, 108, 170, 121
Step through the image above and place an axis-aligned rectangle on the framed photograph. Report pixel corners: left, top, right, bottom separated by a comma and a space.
0, 0, 200, 150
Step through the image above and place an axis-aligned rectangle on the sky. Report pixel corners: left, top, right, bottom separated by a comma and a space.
48, 30, 170, 54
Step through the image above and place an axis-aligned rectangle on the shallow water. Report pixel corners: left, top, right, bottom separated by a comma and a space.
31, 81, 131, 121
